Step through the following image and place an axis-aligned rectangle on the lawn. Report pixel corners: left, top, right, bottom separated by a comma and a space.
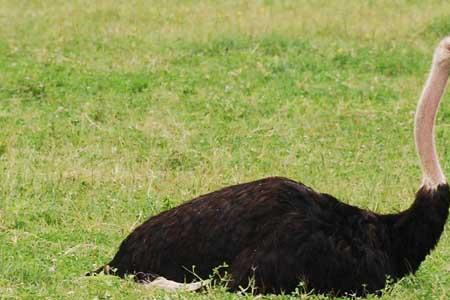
1, 0, 450, 299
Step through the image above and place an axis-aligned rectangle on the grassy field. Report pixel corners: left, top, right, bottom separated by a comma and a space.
1, 0, 450, 299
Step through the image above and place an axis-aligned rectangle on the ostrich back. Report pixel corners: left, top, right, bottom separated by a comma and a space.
107, 177, 405, 295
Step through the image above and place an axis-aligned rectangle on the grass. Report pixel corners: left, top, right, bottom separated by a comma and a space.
1, 0, 450, 299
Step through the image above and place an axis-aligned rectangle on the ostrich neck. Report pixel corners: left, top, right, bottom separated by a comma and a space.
414, 62, 450, 189
381, 52, 450, 280
380, 184, 450, 278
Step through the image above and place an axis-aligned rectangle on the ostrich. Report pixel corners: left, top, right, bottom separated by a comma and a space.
92, 38, 450, 296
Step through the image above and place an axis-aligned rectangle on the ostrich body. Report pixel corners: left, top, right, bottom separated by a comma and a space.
97, 38, 450, 296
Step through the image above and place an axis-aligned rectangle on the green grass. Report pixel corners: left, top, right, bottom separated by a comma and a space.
1, 0, 450, 299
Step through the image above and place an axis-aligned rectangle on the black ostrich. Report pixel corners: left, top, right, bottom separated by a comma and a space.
93, 38, 450, 296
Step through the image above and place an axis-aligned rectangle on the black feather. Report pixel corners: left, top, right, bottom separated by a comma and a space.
96, 177, 449, 296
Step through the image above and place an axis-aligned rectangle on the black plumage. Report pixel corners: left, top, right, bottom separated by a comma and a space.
101, 177, 449, 296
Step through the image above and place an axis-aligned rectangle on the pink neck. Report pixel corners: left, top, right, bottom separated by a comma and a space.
414, 62, 449, 189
